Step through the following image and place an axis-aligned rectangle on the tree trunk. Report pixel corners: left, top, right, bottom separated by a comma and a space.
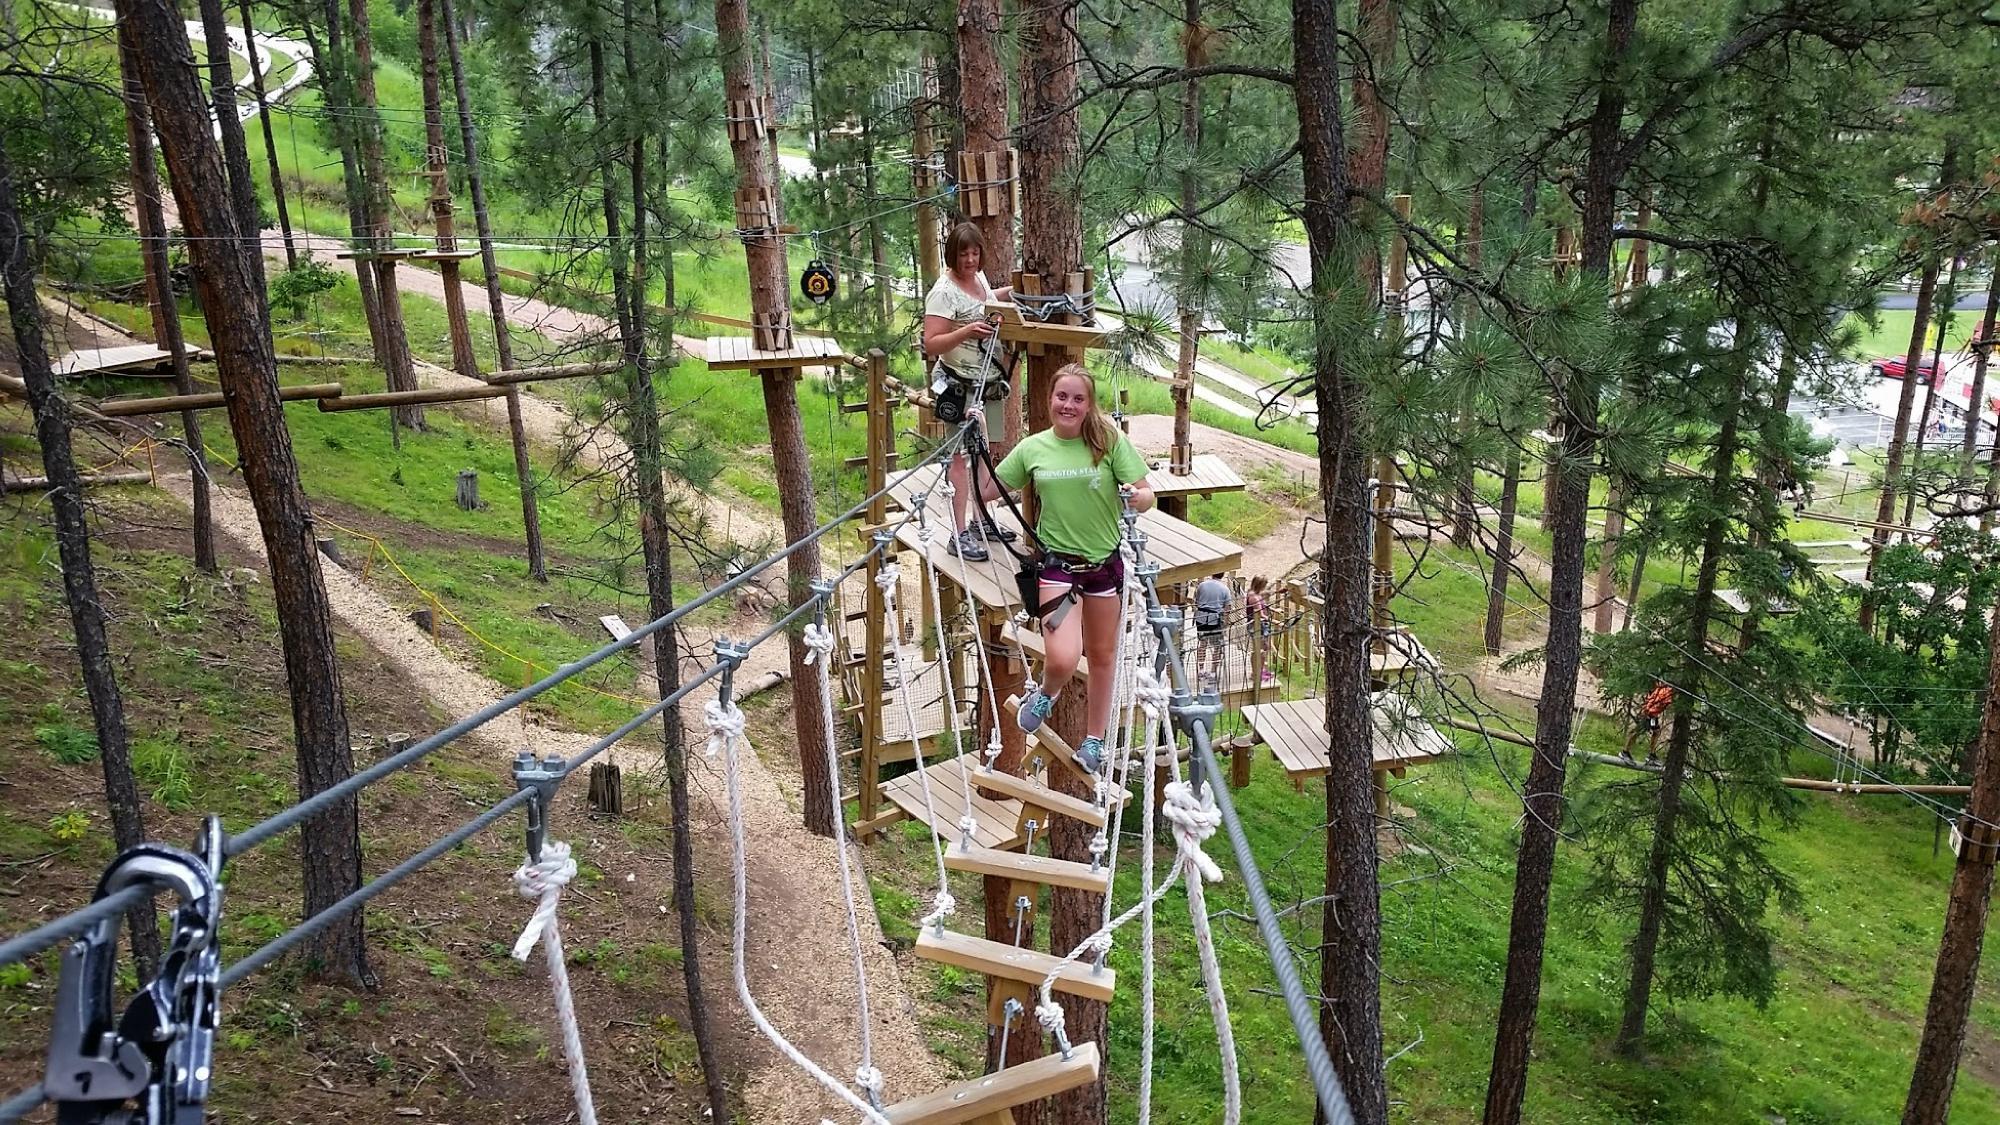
196, 0, 264, 291
616, 9, 730, 1114
1906, 256, 1962, 528
417, 0, 478, 379
1902, 595, 2000, 1123
346, 0, 423, 429
1015, 1, 1098, 1117
1481, 0, 1631, 1118
0, 145, 161, 977
1162, 0, 1205, 523
1863, 142, 1956, 631
759, 18, 783, 232
714, 0, 836, 839
862, 114, 894, 330
1593, 489, 1623, 633
957, 0, 1018, 443
1344, 0, 1395, 298
123, 0, 371, 987
1450, 185, 1484, 550
1294, 1, 1387, 1120
299, 4, 386, 360
438, 0, 545, 582
118, 19, 215, 573
239, 0, 297, 269
913, 52, 941, 293
1615, 364, 1745, 1056
1956, 257, 1999, 486
1483, 447, 1520, 656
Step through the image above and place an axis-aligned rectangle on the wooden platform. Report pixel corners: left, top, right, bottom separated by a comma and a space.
1243, 692, 1454, 780
887, 462, 1242, 613
701, 334, 846, 371
877, 751, 1028, 850
1146, 453, 1247, 499
52, 345, 177, 379
334, 247, 425, 261
408, 249, 481, 262
1006, 618, 1281, 712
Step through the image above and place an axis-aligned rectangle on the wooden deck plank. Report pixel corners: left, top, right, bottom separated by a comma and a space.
701, 333, 846, 372
882, 1043, 1100, 1124
1244, 694, 1455, 779
51, 345, 176, 378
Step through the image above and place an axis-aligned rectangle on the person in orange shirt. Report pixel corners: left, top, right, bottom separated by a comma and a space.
1622, 683, 1675, 763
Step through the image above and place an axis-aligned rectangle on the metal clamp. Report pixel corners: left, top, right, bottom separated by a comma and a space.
45, 818, 226, 1125
714, 638, 750, 703
513, 751, 566, 864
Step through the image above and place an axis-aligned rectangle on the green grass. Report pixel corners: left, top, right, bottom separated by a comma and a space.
1843, 306, 1987, 363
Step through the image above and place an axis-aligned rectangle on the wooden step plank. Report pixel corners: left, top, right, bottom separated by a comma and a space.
943, 842, 1110, 894
883, 1043, 1099, 1124
970, 768, 1110, 829
914, 929, 1115, 1003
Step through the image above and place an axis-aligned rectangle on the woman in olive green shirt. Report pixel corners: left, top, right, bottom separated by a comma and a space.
973, 364, 1154, 773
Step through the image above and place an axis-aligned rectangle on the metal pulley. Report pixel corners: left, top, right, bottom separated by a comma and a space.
800, 259, 836, 305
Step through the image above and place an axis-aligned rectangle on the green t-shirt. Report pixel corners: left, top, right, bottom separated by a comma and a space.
995, 429, 1149, 562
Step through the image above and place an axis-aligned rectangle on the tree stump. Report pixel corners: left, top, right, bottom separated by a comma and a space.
316, 537, 345, 567
455, 469, 480, 510
588, 762, 623, 816
411, 606, 436, 637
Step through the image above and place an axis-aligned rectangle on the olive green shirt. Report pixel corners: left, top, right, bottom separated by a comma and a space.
995, 430, 1148, 562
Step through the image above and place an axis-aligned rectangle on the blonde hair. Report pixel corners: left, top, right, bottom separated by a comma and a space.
1050, 363, 1116, 466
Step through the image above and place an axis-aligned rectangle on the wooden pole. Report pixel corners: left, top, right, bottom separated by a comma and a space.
418, 0, 478, 380
317, 385, 507, 411
857, 349, 892, 834
99, 383, 344, 416
346, 0, 424, 430
912, 53, 941, 294
482, 359, 627, 384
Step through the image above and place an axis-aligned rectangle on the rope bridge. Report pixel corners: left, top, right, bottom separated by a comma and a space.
0, 409, 1355, 1124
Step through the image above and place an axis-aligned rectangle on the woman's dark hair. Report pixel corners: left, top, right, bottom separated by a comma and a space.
944, 223, 985, 276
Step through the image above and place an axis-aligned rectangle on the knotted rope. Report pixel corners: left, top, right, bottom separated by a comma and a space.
703, 698, 745, 758
511, 841, 598, 1125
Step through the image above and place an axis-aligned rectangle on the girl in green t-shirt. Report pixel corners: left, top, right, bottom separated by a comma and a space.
973, 364, 1155, 773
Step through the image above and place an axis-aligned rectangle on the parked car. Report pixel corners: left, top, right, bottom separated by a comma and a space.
1872, 356, 1941, 384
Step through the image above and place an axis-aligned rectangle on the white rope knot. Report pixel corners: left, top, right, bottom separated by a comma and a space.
1088, 832, 1108, 858
510, 840, 577, 961
957, 815, 979, 839
920, 890, 956, 928
984, 730, 1004, 763
1036, 999, 1067, 1036
917, 522, 938, 547
1012, 610, 1032, 628
704, 699, 746, 758
939, 478, 957, 499
802, 623, 837, 666
855, 1065, 885, 1096
1081, 930, 1113, 958
1135, 669, 1171, 720
1163, 781, 1225, 884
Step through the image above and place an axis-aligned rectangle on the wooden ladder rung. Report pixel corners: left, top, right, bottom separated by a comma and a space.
1003, 696, 1099, 782
883, 1042, 1101, 1124
970, 768, 1119, 830
943, 842, 1110, 894
913, 928, 1115, 1002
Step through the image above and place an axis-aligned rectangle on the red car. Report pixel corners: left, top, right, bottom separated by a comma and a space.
1873, 356, 1941, 385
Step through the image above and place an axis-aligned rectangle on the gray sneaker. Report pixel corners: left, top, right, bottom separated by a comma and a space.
1077, 735, 1106, 774
1018, 689, 1054, 733
946, 527, 989, 561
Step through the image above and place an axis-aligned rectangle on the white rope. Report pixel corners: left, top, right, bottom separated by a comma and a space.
510, 841, 599, 1125
708, 700, 889, 1125
911, 508, 982, 847
1136, 660, 1162, 1122
878, 537, 955, 910
804, 608, 881, 1103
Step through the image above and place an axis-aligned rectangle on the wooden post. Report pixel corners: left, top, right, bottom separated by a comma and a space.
456, 469, 480, 510
1371, 459, 1395, 686
857, 350, 893, 834
957, 0, 1018, 444
588, 762, 623, 815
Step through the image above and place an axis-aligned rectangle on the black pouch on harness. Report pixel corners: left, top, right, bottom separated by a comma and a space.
1014, 558, 1045, 617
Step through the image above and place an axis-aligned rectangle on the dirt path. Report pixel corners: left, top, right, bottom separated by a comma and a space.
152, 474, 940, 1117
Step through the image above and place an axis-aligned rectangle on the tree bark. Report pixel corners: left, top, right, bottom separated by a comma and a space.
118, 18, 215, 573
1162, 0, 1205, 523
913, 52, 941, 293
417, 0, 476, 380
1450, 184, 1484, 550
1614, 363, 1745, 1056
0, 145, 161, 977
196, 0, 264, 291
438, 0, 545, 582
1344, 0, 1395, 299
1483, 447, 1520, 656
1902, 587, 2000, 1123
862, 114, 894, 329
1481, 0, 1631, 1118
1906, 256, 1962, 528
714, 0, 836, 839
123, 0, 371, 987
239, 0, 297, 269
615, 8, 731, 1114
957, 0, 1018, 443
1294, 0, 1387, 1120
1863, 141, 1956, 631
346, 0, 423, 429
1956, 259, 1999, 486
298, 3, 386, 360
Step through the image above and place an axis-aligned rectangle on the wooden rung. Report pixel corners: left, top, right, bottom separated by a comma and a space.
944, 842, 1109, 894
1002, 697, 1096, 783
913, 928, 1115, 1003
969, 768, 1115, 830
883, 1042, 1100, 1124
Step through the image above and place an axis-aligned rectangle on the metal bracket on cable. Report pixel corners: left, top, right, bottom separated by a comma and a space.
45, 818, 225, 1125
714, 638, 750, 700
512, 751, 566, 865
1171, 686, 1223, 792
